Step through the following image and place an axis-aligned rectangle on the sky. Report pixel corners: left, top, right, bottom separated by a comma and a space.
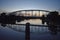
0, 0, 60, 13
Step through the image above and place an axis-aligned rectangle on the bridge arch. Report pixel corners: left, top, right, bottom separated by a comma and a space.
10, 10, 50, 17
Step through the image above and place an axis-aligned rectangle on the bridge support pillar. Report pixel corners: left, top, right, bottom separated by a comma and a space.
39, 11, 40, 16
25, 22, 30, 40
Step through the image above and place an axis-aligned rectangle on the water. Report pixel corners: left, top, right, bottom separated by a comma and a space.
17, 19, 43, 25
5, 19, 49, 33
0, 19, 60, 40
6, 25, 49, 33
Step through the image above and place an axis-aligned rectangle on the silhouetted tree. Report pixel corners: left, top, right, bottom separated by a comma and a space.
46, 11, 59, 35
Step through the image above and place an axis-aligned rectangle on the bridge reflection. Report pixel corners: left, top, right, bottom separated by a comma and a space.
6, 24, 48, 33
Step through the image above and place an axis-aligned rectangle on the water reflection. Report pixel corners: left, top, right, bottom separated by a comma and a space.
6, 24, 48, 33
5, 19, 49, 33
16, 19, 45, 25
0, 19, 49, 33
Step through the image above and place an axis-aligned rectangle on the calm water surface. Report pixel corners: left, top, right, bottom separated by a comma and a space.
6, 19, 49, 33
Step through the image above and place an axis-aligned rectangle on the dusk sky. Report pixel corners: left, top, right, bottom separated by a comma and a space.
0, 0, 60, 12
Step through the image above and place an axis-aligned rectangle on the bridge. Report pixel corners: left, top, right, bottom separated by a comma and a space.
10, 9, 50, 16
9, 9, 60, 26
8, 9, 50, 23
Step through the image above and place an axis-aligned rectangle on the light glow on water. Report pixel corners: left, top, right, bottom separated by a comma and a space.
16, 19, 42, 25
6, 24, 49, 33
